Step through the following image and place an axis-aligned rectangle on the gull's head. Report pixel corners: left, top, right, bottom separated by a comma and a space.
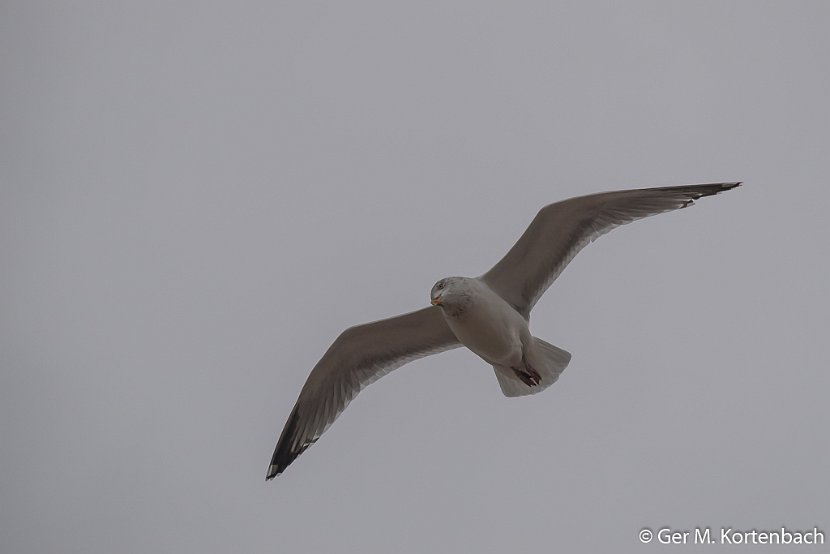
430, 279, 447, 306
430, 277, 474, 310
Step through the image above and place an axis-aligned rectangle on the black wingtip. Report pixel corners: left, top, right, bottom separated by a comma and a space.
676, 182, 743, 204
695, 181, 742, 196
265, 465, 280, 481
266, 405, 303, 480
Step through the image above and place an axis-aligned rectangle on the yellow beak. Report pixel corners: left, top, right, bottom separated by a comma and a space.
431, 296, 443, 306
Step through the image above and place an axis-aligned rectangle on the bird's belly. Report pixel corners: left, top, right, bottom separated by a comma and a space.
445, 303, 524, 366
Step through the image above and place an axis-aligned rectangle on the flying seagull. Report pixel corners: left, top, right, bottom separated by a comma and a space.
267, 182, 741, 479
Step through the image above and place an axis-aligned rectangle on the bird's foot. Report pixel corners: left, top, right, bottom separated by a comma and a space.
513, 366, 541, 387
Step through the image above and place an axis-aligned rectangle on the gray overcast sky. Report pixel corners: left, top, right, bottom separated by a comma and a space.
2, 1, 828, 553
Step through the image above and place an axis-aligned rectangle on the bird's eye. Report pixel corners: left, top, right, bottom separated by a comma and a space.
437, 282, 444, 289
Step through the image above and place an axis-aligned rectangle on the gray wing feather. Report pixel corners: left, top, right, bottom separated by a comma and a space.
267, 306, 459, 478
482, 183, 741, 317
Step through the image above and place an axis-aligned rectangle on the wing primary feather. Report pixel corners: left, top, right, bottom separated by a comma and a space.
266, 405, 303, 480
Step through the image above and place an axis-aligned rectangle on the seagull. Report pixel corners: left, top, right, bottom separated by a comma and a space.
266, 182, 741, 479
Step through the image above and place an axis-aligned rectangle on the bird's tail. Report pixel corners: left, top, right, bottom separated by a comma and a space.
493, 337, 571, 397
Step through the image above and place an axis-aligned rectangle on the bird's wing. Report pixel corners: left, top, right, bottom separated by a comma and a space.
267, 306, 459, 478
482, 182, 741, 317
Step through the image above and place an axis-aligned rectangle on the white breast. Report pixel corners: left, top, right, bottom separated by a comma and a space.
442, 283, 529, 367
